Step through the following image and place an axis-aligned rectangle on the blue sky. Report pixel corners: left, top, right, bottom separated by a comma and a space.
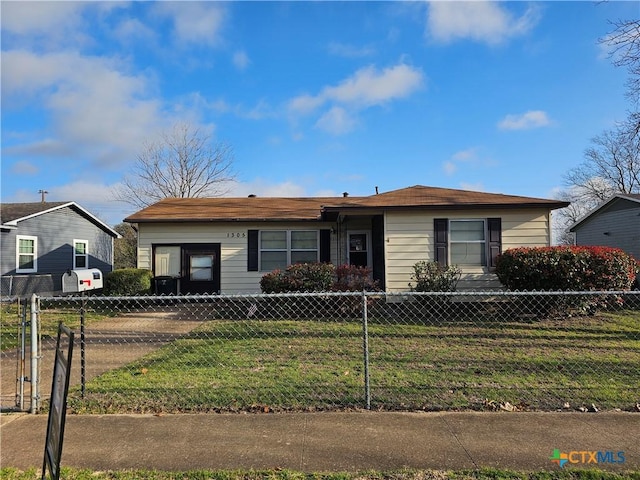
2, 1, 638, 226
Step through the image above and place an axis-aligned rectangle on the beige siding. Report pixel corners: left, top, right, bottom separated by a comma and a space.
384, 209, 551, 292
137, 222, 336, 294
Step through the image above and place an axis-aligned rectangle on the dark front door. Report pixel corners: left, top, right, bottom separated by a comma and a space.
181, 244, 221, 294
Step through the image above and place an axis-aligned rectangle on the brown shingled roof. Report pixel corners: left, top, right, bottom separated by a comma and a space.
124, 185, 569, 223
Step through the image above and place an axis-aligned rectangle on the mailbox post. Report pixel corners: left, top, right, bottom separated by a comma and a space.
61, 269, 103, 397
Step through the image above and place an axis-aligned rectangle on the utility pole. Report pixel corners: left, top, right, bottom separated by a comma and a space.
38, 190, 48, 203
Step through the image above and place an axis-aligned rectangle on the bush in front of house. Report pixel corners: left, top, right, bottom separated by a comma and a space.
333, 264, 380, 292
259, 263, 380, 293
495, 246, 639, 291
409, 261, 461, 292
259, 262, 336, 293
103, 268, 153, 296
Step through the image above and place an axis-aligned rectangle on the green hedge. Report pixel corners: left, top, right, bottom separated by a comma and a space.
103, 268, 153, 296
495, 246, 638, 291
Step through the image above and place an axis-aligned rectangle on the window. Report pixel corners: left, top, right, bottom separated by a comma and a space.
259, 230, 319, 271
74, 240, 89, 269
190, 255, 214, 281
434, 218, 501, 269
16, 235, 37, 273
450, 220, 486, 266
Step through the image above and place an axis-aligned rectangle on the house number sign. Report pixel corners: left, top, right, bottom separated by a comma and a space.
226, 232, 246, 238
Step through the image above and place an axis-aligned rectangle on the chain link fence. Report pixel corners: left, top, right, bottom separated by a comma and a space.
3, 291, 639, 414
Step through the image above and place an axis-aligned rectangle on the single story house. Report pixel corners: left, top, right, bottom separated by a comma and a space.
1, 201, 120, 296
570, 193, 640, 259
124, 185, 568, 294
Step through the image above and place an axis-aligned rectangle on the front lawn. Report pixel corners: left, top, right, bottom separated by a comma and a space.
68, 310, 640, 414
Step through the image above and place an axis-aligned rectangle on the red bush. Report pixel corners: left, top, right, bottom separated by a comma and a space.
495, 246, 638, 291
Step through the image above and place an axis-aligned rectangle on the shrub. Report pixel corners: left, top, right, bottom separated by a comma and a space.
333, 264, 380, 292
260, 263, 380, 293
495, 246, 639, 291
103, 268, 153, 296
259, 263, 335, 293
409, 261, 461, 292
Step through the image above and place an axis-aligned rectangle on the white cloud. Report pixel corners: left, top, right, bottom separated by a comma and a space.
426, 2, 540, 45
325, 63, 424, 108
289, 63, 424, 115
10, 160, 39, 175
315, 107, 358, 136
443, 161, 457, 176
287, 62, 424, 135
233, 51, 250, 70
460, 182, 485, 192
1, 2, 86, 36
327, 42, 375, 58
227, 180, 307, 198
154, 2, 226, 47
113, 18, 157, 45
2, 49, 169, 164
498, 110, 551, 130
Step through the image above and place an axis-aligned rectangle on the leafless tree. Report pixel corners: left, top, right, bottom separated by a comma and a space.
555, 16, 640, 244
114, 123, 236, 209
601, 18, 640, 135
602, 18, 640, 102
564, 127, 640, 201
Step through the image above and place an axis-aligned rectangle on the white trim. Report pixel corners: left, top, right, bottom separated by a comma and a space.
3, 202, 121, 238
73, 239, 89, 269
16, 235, 38, 273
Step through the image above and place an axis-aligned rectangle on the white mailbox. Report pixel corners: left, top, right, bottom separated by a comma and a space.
62, 268, 103, 293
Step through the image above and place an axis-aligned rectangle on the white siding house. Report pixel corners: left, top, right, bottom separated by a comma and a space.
125, 185, 568, 294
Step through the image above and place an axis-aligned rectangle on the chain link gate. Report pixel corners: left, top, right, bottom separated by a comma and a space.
1, 295, 42, 413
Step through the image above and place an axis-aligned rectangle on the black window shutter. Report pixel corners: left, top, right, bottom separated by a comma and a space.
247, 230, 259, 271
319, 229, 331, 263
434, 219, 448, 266
488, 218, 502, 269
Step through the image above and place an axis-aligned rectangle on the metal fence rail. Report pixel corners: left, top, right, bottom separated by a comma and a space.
4, 291, 640, 414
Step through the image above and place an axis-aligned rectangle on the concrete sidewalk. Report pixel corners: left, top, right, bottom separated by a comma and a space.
1, 411, 638, 473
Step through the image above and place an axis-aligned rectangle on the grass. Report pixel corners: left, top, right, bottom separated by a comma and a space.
67, 308, 640, 414
0, 299, 109, 352
2, 467, 639, 480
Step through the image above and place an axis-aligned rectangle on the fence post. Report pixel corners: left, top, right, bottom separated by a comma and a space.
81, 293, 86, 397
17, 298, 27, 411
30, 293, 39, 413
362, 291, 371, 410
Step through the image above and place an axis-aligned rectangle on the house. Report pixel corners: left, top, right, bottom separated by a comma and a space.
1, 202, 120, 296
125, 185, 568, 294
570, 193, 640, 259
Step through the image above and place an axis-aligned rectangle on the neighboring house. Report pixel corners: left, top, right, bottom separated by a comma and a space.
570, 193, 640, 259
125, 185, 568, 294
1, 202, 120, 296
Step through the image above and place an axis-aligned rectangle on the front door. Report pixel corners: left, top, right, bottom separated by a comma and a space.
348, 232, 370, 268
181, 244, 221, 294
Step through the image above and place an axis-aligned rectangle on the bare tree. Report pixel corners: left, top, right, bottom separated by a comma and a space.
564, 126, 640, 201
602, 18, 640, 103
114, 123, 236, 209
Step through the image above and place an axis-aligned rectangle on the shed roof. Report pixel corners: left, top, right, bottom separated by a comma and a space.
125, 185, 569, 223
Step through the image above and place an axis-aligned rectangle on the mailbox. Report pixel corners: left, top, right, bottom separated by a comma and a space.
62, 268, 103, 293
